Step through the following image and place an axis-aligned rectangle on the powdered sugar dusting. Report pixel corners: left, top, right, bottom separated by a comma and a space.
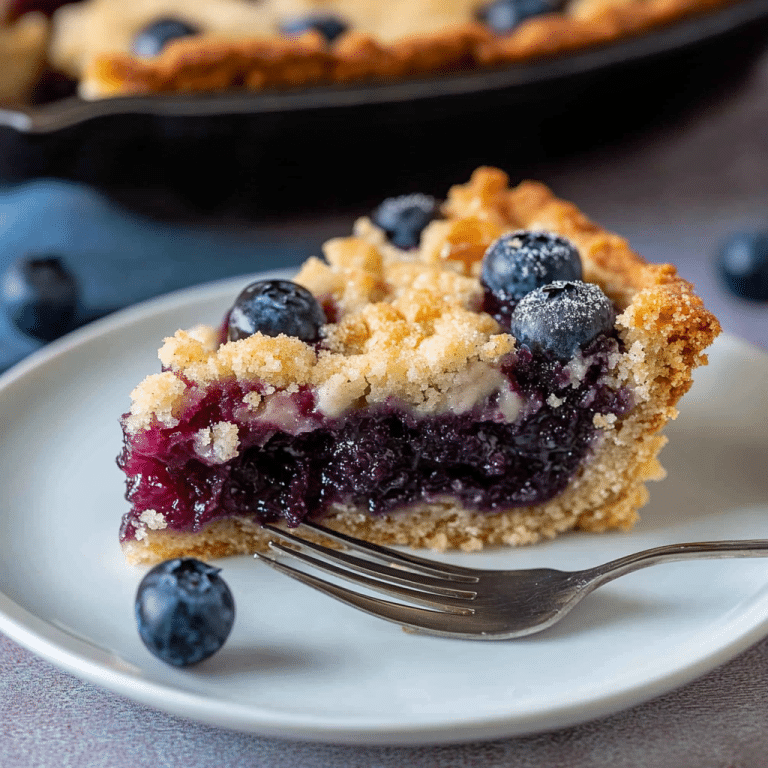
510, 280, 616, 359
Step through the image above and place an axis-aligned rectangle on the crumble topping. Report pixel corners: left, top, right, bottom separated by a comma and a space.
134, 508, 168, 541
126, 199, 529, 430
125, 370, 187, 432
242, 391, 263, 410
193, 421, 240, 464
132, 288, 516, 425
126, 167, 719, 435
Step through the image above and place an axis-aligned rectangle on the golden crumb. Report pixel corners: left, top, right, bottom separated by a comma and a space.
124, 371, 187, 432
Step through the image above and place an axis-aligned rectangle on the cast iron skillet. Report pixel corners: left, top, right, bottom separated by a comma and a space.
0, 0, 766, 214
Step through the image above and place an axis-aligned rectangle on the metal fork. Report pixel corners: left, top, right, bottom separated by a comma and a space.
255, 522, 768, 640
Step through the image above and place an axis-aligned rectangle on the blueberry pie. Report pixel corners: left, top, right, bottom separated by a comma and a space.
118, 167, 720, 565
46, 0, 739, 99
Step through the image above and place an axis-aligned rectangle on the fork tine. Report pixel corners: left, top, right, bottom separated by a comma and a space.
262, 525, 477, 597
256, 550, 476, 636
263, 541, 476, 613
293, 521, 480, 582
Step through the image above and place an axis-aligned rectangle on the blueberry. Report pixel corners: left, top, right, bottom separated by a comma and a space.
476, 0, 564, 33
279, 13, 349, 43
481, 230, 582, 305
1, 256, 79, 342
135, 558, 235, 667
372, 194, 441, 250
509, 280, 615, 360
717, 232, 768, 302
227, 279, 326, 343
132, 18, 200, 58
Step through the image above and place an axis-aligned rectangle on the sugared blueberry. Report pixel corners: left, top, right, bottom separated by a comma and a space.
227, 279, 326, 343
132, 18, 200, 58
279, 13, 349, 43
476, 0, 564, 33
717, 232, 768, 302
509, 280, 615, 360
1, 256, 79, 342
372, 194, 441, 250
135, 558, 235, 667
481, 230, 582, 303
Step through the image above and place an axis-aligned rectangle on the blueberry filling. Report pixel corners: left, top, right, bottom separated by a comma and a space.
118, 335, 629, 542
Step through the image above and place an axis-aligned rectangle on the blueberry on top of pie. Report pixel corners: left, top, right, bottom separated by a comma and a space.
509, 280, 616, 359
372, 194, 442, 251
117, 167, 720, 565
131, 17, 200, 58
226, 279, 327, 343
279, 13, 349, 44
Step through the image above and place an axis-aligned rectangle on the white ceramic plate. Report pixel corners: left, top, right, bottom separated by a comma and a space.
1, 272, 768, 746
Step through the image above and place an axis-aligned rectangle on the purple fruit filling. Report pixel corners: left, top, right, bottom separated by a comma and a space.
119, 335, 629, 542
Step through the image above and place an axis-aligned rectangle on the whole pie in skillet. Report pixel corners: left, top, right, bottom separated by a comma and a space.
46, 0, 741, 99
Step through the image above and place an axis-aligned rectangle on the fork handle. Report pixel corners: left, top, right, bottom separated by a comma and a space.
581, 540, 768, 588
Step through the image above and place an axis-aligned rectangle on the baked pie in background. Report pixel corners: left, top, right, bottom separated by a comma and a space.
0, 0, 744, 103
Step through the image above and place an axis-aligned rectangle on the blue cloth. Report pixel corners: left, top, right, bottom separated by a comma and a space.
0, 180, 311, 371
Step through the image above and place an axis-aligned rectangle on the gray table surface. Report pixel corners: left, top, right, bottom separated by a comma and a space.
3, 31, 768, 768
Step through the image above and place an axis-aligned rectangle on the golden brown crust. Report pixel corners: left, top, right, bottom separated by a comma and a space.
78, 0, 739, 99
122, 167, 720, 565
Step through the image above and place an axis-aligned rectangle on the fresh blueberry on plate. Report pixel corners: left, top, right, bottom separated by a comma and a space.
372, 194, 441, 250
510, 280, 616, 360
227, 279, 327, 343
132, 18, 200, 58
135, 558, 235, 667
476, 0, 564, 33
0, 256, 79, 342
481, 230, 582, 304
279, 13, 349, 43
717, 232, 768, 302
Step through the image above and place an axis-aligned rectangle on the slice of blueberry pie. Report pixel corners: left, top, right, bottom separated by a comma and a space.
48, 0, 739, 100
118, 167, 720, 565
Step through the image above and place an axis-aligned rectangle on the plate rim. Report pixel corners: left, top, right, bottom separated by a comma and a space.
1, 273, 767, 745
3, 581, 768, 745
